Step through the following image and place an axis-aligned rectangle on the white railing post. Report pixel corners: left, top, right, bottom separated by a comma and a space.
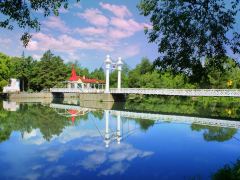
117, 57, 123, 92
105, 55, 112, 93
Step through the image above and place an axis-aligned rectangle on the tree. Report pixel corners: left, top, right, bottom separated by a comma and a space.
138, 0, 240, 76
30, 50, 68, 91
128, 58, 152, 87
110, 63, 130, 88
0, 0, 80, 46
205, 58, 240, 88
0, 53, 11, 91
90, 67, 105, 80
10, 55, 35, 91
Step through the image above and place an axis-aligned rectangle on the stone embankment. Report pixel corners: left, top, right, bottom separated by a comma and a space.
2, 92, 126, 102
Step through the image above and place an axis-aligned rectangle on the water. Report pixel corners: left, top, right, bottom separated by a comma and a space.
0, 99, 240, 180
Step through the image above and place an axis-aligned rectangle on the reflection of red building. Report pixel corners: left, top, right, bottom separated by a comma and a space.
68, 109, 78, 125
67, 109, 89, 125
68, 65, 105, 89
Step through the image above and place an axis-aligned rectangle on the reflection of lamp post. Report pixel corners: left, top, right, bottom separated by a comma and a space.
105, 55, 112, 93
117, 111, 121, 144
117, 57, 123, 91
104, 110, 110, 148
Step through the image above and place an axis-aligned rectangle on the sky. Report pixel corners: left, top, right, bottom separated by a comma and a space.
0, 0, 158, 70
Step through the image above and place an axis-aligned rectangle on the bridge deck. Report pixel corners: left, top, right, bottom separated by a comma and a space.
50, 88, 240, 97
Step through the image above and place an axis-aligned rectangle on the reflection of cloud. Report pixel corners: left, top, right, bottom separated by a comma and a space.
57, 126, 99, 144
24, 173, 41, 180
44, 165, 67, 178
31, 164, 43, 170
100, 162, 129, 176
75, 140, 154, 176
81, 152, 107, 170
42, 147, 66, 162
23, 129, 46, 145
74, 143, 104, 152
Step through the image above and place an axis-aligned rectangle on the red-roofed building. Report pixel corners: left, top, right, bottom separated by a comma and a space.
68, 65, 105, 90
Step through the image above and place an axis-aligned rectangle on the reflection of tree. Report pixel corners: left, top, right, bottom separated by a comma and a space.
191, 124, 237, 142
134, 119, 155, 131
126, 96, 240, 119
0, 104, 70, 142
91, 111, 104, 120
212, 159, 240, 180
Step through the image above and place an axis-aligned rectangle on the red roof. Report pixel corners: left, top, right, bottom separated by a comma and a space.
69, 65, 105, 84
69, 65, 79, 81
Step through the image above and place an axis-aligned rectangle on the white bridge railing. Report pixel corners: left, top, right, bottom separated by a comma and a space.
50, 88, 240, 97
110, 88, 240, 97
50, 88, 104, 93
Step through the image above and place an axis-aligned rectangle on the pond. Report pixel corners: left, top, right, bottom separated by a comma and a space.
0, 98, 240, 180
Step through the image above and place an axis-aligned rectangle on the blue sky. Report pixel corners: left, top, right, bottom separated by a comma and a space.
0, 0, 158, 70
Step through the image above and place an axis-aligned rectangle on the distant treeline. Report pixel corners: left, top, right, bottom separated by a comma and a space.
1, 50, 240, 92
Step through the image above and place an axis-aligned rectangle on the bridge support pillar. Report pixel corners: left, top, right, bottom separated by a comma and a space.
117, 57, 123, 91
105, 55, 112, 93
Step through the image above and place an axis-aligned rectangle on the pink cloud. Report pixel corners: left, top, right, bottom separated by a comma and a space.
99, 2, 132, 18
77, 9, 109, 27
110, 17, 149, 33
75, 27, 107, 36
42, 16, 70, 33
27, 32, 113, 52
108, 28, 134, 39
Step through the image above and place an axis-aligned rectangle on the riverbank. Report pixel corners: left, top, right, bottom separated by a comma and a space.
2, 92, 126, 102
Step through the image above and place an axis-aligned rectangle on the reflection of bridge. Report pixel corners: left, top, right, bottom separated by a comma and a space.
49, 103, 240, 148
50, 104, 240, 129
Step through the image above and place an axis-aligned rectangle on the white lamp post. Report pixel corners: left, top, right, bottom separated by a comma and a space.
117, 57, 123, 91
105, 55, 112, 93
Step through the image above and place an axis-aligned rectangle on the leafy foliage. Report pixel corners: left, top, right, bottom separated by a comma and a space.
0, 53, 11, 91
138, 0, 240, 75
213, 159, 240, 180
0, 0, 80, 46
30, 50, 68, 91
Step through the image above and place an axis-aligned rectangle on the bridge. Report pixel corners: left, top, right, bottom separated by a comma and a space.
50, 88, 240, 97
50, 55, 240, 97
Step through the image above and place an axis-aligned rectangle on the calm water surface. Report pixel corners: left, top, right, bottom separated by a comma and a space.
0, 99, 240, 180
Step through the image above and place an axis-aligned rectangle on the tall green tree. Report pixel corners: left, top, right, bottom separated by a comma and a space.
90, 67, 105, 80
30, 50, 68, 91
11, 55, 35, 91
110, 63, 130, 88
128, 58, 152, 88
138, 0, 240, 78
0, 52, 11, 91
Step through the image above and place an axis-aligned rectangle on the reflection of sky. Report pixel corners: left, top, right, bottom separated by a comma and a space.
0, 113, 240, 179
